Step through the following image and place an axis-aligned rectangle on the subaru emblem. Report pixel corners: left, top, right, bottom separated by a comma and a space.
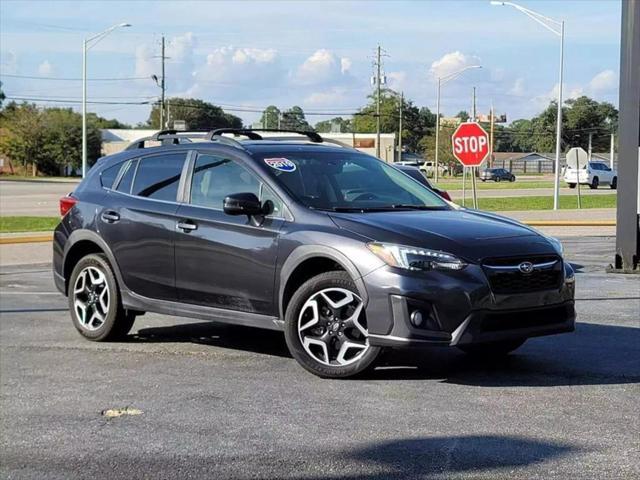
518, 261, 534, 274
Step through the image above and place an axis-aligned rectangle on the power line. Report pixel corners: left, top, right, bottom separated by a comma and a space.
0, 74, 152, 82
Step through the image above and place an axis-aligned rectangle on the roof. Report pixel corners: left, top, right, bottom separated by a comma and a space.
492, 152, 555, 162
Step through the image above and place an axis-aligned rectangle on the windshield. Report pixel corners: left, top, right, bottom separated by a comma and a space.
258, 150, 449, 211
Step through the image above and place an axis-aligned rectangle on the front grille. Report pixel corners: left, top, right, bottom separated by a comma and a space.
482, 304, 573, 332
483, 255, 562, 294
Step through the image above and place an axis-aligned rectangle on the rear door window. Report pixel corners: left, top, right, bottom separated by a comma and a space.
116, 159, 137, 194
131, 153, 186, 202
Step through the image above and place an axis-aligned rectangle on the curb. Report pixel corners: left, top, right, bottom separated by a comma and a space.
0, 221, 617, 245
0, 234, 53, 245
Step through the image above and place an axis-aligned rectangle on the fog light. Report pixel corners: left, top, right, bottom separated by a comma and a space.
410, 310, 424, 328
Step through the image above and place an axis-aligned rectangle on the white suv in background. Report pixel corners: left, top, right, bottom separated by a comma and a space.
563, 161, 617, 190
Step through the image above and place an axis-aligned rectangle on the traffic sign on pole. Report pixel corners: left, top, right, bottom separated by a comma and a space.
451, 122, 490, 167
452, 122, 489, 209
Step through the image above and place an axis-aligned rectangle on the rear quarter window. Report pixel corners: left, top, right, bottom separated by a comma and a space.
100, 162, 124, 189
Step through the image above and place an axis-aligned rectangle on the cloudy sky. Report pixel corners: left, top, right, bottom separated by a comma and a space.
0, 0, 621, 126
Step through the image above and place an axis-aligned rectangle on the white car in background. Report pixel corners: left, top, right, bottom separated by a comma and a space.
563, 161, 617, 190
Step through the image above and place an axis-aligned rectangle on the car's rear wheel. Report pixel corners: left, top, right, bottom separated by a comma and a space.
509, 176, 515, 182
284, 271, 381, 378
590, 177, 599, 189
458, 339, 526, 357
610, 176, 617, 189
568, 183, 576, 189
68, 253, 135, 341
495, 176, 501, 182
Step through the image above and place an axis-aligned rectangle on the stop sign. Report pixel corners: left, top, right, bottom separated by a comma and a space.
451, 122, 489, 167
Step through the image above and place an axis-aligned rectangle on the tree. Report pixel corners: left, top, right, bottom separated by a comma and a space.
147, 98, 243, 130
352, 90, 436, 152
455, 111, 470, 122
280, 106, 313, 131
314, 117, 351, 133
259, 105, 281, 129
0, 103, 101, 175
87, 113, 130, 129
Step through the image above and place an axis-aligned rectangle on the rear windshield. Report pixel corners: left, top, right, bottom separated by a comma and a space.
256, 151, 448, 212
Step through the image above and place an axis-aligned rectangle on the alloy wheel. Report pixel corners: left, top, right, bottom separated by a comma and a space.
297, 288, 369, 366
73, 266, 110, 331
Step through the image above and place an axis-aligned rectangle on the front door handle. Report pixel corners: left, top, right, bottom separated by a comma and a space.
177, 220, 197, 232
101, 211, 120, 223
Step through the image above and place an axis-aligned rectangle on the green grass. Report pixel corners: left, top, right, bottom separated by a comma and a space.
434, 180, 556, 190
0, 216, 60, 233
469, 194, 617, 212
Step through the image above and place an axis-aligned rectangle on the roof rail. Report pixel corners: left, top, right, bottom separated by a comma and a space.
206, 128, 323, 143
125, 129, 209, 151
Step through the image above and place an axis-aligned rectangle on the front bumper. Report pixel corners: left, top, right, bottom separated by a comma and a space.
362, 262, 576, 348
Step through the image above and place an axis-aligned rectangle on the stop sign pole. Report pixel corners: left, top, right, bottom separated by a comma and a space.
451, 122, 490, 208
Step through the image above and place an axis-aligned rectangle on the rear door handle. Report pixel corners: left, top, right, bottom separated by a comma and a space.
101, 211, 120, 223
177, 220, 197, 232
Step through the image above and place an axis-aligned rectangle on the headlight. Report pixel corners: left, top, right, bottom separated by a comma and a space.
546, 236, 564, 257
367, 242, 467, 271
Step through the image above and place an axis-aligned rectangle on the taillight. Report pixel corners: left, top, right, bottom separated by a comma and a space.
439, 190, 452, 201
59, 195, 77, 217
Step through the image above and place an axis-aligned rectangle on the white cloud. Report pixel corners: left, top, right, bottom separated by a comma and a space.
588, 69, 617, 93
304, 87, 349, 107
187, 45, 282, 100
387, 71, 407, 91
429, 51, 481, 79
37, 60, 54, 75
294, 49, 352, 86
509, 78, 525, 96
1, 51, 18, 74
340, 57, 352, 74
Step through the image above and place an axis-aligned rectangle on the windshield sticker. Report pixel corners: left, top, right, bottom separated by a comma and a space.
264, 158, 296, 172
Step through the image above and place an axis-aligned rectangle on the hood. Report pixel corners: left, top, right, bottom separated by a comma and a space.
330, 209, 557, 263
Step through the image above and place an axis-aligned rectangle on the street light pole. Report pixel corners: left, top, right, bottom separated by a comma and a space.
490, 1, 564, 210
433, 65, 481, 183
82, 23, 131, 178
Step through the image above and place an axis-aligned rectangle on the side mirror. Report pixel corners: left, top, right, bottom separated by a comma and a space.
223, 192, 265, 216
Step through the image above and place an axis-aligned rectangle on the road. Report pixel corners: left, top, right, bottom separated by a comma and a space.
0, 180, 76, 216
1, 237, 638, 479
0, 180, 616, 217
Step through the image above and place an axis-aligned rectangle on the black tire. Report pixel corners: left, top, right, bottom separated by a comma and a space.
284, 271, 381, 378
458, 339, 526, 357
610, 177, 617, 189
509, 176, 515, 182
67, 253, 136, 341
495, 176, 501, 182
568, 183, 576, 189
590, 177, 599, 189
481, 179, 486, 182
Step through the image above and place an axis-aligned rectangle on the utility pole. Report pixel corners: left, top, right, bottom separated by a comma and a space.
489, 103, 495, 168
588, 132, 593, 161
472, 87, 477, 121
375, 45, 382, 158
610, 133, 615, 169
160, 36, 166, 129
397, 92, 403, 161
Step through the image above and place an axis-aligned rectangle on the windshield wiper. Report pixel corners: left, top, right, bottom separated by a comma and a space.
386, 204, 447, 210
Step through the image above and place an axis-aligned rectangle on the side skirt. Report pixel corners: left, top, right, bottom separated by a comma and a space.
121, 290, 284, 332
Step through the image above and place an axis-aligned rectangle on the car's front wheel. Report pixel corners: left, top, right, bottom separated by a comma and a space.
590, 177, 599, 189
458, 339, 526, 357
610, 176, 617, 189
284, 271, 381, 378
568, 183, 576, 189
68, 253, 135, 341
495, 176, 501, 182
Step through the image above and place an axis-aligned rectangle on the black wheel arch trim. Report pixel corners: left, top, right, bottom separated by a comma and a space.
278, 245, 369, 320
62, 229, 130, 296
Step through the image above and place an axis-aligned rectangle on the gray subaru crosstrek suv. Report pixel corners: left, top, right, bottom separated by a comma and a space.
53, 129, 575, 378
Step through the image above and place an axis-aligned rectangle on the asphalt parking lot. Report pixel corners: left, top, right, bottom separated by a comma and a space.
1, 236, 638, 479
